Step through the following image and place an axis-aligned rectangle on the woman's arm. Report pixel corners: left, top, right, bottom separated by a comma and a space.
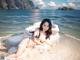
32, 29, 42, 45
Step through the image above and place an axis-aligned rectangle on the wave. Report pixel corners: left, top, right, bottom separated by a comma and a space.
62, 15, 80, 18
61, 32, 80, 41
0, 34, 12, 40
0, 20, 23, 24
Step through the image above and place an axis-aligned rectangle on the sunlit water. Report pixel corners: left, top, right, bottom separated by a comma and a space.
0, 9, 80, 39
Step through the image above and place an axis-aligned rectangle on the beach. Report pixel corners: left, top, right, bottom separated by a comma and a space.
0, 9, 80, 60
0, 33, 80, 60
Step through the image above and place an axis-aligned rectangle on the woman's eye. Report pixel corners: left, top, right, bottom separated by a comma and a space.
44, 25, 46, 26
43, 24, 49, 27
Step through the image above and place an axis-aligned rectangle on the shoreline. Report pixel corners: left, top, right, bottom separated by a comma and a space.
0, 32, 80, 41
0, 33, 80, 60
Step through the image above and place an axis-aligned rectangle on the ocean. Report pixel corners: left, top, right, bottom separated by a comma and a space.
0, 9, 80, 39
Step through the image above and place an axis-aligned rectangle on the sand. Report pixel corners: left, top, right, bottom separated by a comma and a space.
0, 33, 80, 60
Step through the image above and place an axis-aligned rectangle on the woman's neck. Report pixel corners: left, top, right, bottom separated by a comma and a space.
41, 30, 46, 34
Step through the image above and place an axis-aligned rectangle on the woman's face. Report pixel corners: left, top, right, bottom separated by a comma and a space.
42, 22, 49, 32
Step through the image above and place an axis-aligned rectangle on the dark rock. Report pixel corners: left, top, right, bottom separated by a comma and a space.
0, 0, 8, 9
58, 6, 74, 10
0, 0, 35, 9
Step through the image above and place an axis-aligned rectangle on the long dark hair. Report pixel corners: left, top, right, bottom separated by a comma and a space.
38, 18, 52, 39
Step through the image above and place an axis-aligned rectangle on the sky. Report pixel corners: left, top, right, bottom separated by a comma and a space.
32, 0, 80, 9
32, 0, 68, 7
44, 0, 67, 4
44, 0, 80, 4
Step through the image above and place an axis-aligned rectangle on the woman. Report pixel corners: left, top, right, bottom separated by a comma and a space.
7, 18, 54, 60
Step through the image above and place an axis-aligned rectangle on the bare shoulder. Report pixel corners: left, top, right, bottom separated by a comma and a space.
34, 28, 39, 33
35, 28, 39, 31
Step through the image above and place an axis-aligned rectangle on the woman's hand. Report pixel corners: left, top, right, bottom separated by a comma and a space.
8, 53, 18, 60
40, 39, 46, 43
33, 37, 42, 45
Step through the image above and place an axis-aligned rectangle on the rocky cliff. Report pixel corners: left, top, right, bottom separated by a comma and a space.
0, 0, 34, 9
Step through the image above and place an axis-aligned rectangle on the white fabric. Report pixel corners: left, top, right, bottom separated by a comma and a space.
34, 29, 60, 45
5, 22, 60, 60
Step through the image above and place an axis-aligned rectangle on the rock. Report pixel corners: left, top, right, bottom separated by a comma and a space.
0, 0, 35, 9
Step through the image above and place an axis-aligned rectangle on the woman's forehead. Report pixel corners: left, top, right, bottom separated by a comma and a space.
43, 22, 49, 25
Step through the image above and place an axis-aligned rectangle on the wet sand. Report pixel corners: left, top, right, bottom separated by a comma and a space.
26, 34, 80, 60
0, 33, 80, 60
54, 34, 80, 60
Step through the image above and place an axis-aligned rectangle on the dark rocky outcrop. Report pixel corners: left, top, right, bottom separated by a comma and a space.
58, 6, 74, 10
0, 0, 35, 9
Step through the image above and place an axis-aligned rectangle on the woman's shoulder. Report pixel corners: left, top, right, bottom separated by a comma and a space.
34, 28, 39, 32
33, 28, 40, 36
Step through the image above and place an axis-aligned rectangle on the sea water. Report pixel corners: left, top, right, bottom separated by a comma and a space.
0, 9, 80, 39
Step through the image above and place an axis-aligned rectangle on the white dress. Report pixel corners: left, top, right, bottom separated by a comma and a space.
34, 29, 60, 45
5, 29, 60, 60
